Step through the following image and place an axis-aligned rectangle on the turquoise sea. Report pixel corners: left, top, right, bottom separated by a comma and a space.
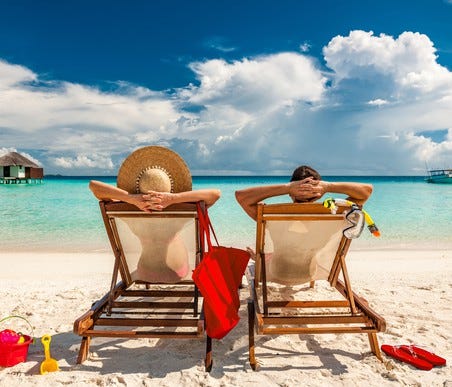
0, 176, 451, 252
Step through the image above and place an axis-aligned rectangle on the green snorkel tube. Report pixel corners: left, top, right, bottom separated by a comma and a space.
323, 198, 380, 237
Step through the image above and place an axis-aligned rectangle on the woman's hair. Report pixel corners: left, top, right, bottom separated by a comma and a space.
290, 165, 321, 182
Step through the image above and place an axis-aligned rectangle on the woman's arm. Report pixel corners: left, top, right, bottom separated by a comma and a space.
89, 180, 131, 202
89, 180, 221, 212
143, 189, 221, 209
89, 180, 155, 212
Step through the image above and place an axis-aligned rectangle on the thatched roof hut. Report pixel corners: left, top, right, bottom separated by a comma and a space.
0, 152, 41, 168
0, 151, 44, 181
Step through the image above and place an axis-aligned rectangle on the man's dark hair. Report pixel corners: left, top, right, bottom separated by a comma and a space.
290, 165, 321, 182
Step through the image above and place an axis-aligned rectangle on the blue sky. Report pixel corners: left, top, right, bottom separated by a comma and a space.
1, 0, 452, 175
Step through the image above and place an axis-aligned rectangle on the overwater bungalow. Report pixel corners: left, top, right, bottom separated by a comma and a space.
0, 151, 44, 184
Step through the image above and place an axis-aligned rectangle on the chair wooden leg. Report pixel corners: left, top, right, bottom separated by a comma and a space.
76, 336, 91, 364
368, 333, 382, 361
205, 335, 213, 372
309, 280, 315, 288
248, 300, 258, 370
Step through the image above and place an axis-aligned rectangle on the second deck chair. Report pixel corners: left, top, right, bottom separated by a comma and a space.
247, 202, 386, 370
74, 200, 213, 371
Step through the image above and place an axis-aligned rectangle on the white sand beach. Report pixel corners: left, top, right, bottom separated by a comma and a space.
0, 249, 451, 386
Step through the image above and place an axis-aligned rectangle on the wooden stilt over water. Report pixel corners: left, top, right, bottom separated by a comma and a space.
0, 177, 43, 184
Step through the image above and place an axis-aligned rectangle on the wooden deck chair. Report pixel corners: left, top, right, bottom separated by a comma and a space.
73, 200, 213, 371
247, 202, 386, 370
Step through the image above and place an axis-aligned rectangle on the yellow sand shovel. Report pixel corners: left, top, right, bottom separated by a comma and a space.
40, 334, 59, 374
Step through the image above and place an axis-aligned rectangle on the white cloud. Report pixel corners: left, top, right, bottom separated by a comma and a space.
52, 154, 114, 169
204, 36, 236, 53
0, 61, 181, 138
16, 82, 177, 133
367, 98, 389, 106
0, 60, 36, 88
323, 30, 452, 95
22, 152, 42, 166
0, 60, 186, 173
185, 53, 327, 112
1, 29, 452, 175
299, 42, 311, 52
0, 147, 17, 157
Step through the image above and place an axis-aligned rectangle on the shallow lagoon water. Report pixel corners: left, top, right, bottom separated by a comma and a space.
1, 176, 450, 252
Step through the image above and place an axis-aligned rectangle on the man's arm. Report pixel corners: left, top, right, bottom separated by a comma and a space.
235, 184, 289, 220
318, 181, 373, 206
235, 179, 373, 220
235, 178, 317, 220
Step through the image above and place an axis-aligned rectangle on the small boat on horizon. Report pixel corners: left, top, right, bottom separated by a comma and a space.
425, 168, 452, 184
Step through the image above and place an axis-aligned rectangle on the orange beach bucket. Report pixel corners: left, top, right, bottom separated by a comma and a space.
0, 316, 34, 367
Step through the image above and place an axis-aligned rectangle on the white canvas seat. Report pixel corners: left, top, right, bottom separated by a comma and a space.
247, 202, 386, 370
74, 201, 213, 371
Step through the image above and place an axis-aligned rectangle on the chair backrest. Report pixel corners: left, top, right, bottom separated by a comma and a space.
255, 202, 351, 286
100, 201, 201, 287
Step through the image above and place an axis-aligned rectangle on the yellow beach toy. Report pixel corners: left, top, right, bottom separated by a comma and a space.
323, 197, 380, 237
40, 334, 59, 374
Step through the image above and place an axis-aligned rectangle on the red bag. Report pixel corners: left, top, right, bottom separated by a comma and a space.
192, 204, 250, 339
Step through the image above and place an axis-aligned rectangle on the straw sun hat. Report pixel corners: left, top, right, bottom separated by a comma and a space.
117, 146, 192, 194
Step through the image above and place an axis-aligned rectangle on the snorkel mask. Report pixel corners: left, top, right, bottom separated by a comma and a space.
323, 198, 380, 239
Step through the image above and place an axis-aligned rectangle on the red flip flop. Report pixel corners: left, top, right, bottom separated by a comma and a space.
400, 345, 446, 367
381, 345, 433, 370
